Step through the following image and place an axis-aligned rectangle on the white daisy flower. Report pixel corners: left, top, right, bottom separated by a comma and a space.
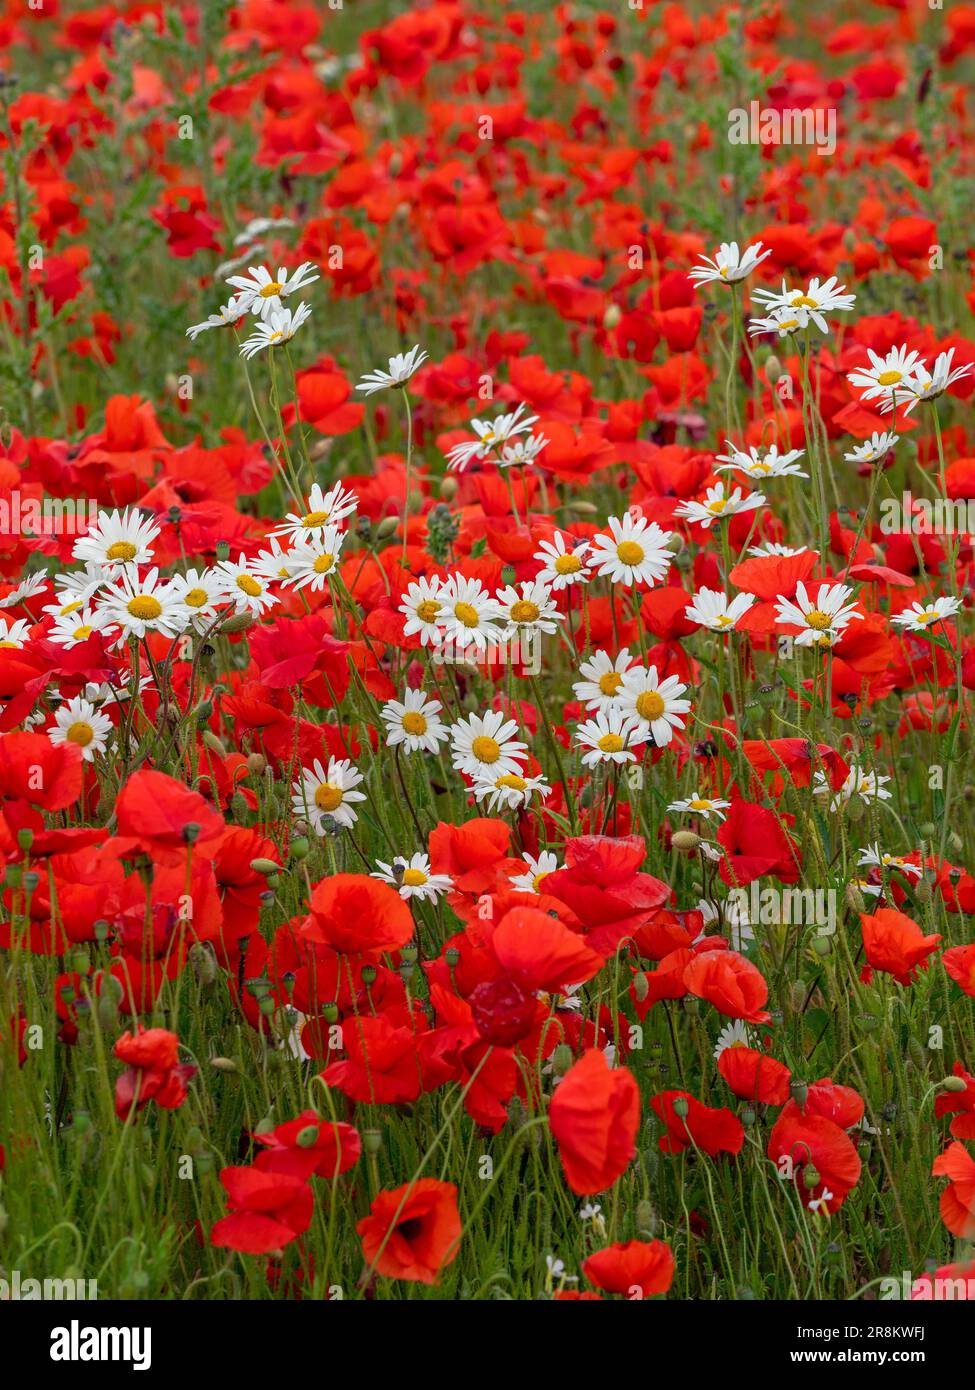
97, 566, 189, 640
48, 695, 113, 762
715, 441, 807, 480
399, 575, 448, 647
668, 792, 731, 822
891, 596, 963, 632
510, 849, 561, 895
371, 853, 453, 902
251, 536, 294, 585
572, 648, 636, 713
239, 302, 312, 359
674, 482, 766, 530
292, 757, 366, 833
495, 579, 563, 639
355, 345, 428, 395
225, 262, 320, 320
47, 604, 117, 648
451, 709, 528, 780
185, 296, 247, 340
746, 542, 810, 558
814, 765, 892, 812
774, 580, 860, 649
472, 768, 551, 813
688, 240, 771, 288
0, 616, 31, 648
380, 689, 449, 754
846, 344, 924, 405
618, 665, 692, 746
575, 707, 648, 768
751, 276, 856, 335
892, 349, 973, 413
857, 844, 923, 879
843, 432, 899, 466
439, 575, 506, 653
534, 532, 591, 590
587, 513, 673, 587
713, 1019, 752, 1060
282, 527, 345, 591
167, 568, 226, 634
685, 587, 755, 631
444, 403, 538, 472
0, 573, 49, 608
499, 433, 549, 468
72, 508, 160, 572
273, 482, 358, 543
748, 305, 813, 338
213, 555, 279, 616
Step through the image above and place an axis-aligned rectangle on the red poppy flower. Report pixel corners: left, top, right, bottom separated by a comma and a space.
210, 1166, 314, 1255
357, 1178, 461, 1284
767, 1109, 862, 1213
0, 732, 83, 811
934, 1064, 975, 1140
321, 1013, 424, 1104
549, 1048, 640, 1195
252, 1109, 362, 1180
716, 799, 801, 886
860, 908, 941, 985
718, 1046, 791, 1106
541, 834, 670, 953
943, 943, 975, 996
932, 1143, 975, 1238
651, 1090, 745, 1158
582, 1239, 675, 1298
113, 1027, 196, 1121
114, 769, 225, 860
301, 873, 414, 960
683, 949, 771, 1023
484, 905, 605, 994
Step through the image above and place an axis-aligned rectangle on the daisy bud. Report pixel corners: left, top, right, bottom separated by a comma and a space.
202, 730, 228, 758
296, 1124, 320, 1149
671, 830, 701, 854
602, 303, 622, 330
210, 1057, 238, 1073
941, 1075, 968, 1093
552, 1043, 574, 1076
632, 971, 649, 1003
250, 858, 279, 876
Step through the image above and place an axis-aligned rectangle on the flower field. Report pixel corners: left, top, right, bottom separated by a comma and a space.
2, 0, 975, 1313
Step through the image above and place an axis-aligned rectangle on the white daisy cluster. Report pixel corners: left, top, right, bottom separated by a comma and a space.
846, 345, 972, 414
187, 261, 319, 357
445, 402, 548, 472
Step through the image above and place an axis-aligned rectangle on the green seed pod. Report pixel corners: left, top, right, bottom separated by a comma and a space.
635, 1199, 656, 1237
250, 858, 279, 876
362, 1129, 382, 1156
552, 1044, 574, 1077
296, 1124, 320, 1149
672, 1096, 690, 1118
289, 837, 310, 861
802, 1164, 820, 1189
790, 1080, 808, 1108
671, 830, 701, 853
632, 971, 649, 1003
741, 1106, 757, 1127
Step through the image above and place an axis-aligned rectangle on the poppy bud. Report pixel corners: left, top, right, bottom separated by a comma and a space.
918, 821, 936, 839
764, 354, 783, 384
845, 793, 867, 822
632, 971, 649, 1003
813, 936, 831, 957
222, 612, 254, 633
376, 514, 400, 539
250, 858, 279, 876
202, 730, 228, 758
289, 837, 310, 861
802, 1164, 820, 1189
666, 531, 684, 554
16, 827, 33, 852
671, 830, 700, 853
210, 1057, 238, 1072
566, 500, 599, 516
439, 475, 458, 501
97, 993, 118, 1031
789, 981, 806, 1012
69, 948, 90, 975
296, 1124, 320, 1149
941, 1074, 968, 1093
845, 883, 866, 914
635, 1199, 656, 1237
552, 1043, 574, 1076
4, 864, 21, 889
247, 752, 267, 775
230, 791, 249, 823
602, 303, 622, 330
189, 942, 218, 984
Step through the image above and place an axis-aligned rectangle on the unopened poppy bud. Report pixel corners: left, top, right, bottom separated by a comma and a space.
789, 981, 806, 1012
941, 1074, 968, 1093
602, 302, 622, 330
790, 1080, 808, 1108
635, 1200, 656, 1237
202, 730, 228, 758
813, 936, 831, 957
375, 514, 400, 539
289, 837, 310, 861
362, 1129, 382, 1156
296, 1124, 320, 1149
567, 499, 599, 516
16, 827, 33, 852
247, 752, 267, 775
229, 790, 248, 823
845, 883, 866, 914
907, 1036, 927, 1069
97, 993, 118, 1030
671, 830, 700, 854
915, 878, 933, 905
439, 475, 458, 501
918, 821, 936, 839
845, 793, 867, 822
182, 822, 201, 845
666, 531, 684, 554
210, 1056, 238, 1072
361, 965, 377, 986
802, 1164, 820, 1189
632, 971, 649, 1003
222, 612, 254, 633
672, 1096, 690, 1118
189, 942, 218, 984
552, 1043, 574, 1076
249, 858, 279, 876
4, 864, 21, 888
764, 354, 783, 384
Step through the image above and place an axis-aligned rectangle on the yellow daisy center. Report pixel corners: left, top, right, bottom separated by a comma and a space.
402, 868, 427, 886
106, 541, 137, 562
554, 553, 582, 575
236, 574, 262, 597
454, 601, 480, 628
259, 281, 284, 298
689, 798, 712, 811
301, 510, 330, 527
416, 599, 441, 623
616, 540, 644, 566
313, 553, 335, 574
471, 735, 501, 764
61, 600, 83, 615
791, 294, 818, 309
915, 609, 939, 624
598, 672, 622, 696
497, 774, 527, 791
0, 640, 20, 648
805, 609, 832, 631
127, 595, 162, 621
73, 625, 93, 640
636, 690, 665, 721
877, 370, 902, 387
314, 783, 343, 812
510, 600, 539, 624
598, 733, 624, 754
184, 588, 208, 608
707, 498, 728, 514
401, 711, 427, 735
66, 721, 94, 747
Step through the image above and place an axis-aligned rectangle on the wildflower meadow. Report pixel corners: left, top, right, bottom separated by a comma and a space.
1, 0, 975, 1350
